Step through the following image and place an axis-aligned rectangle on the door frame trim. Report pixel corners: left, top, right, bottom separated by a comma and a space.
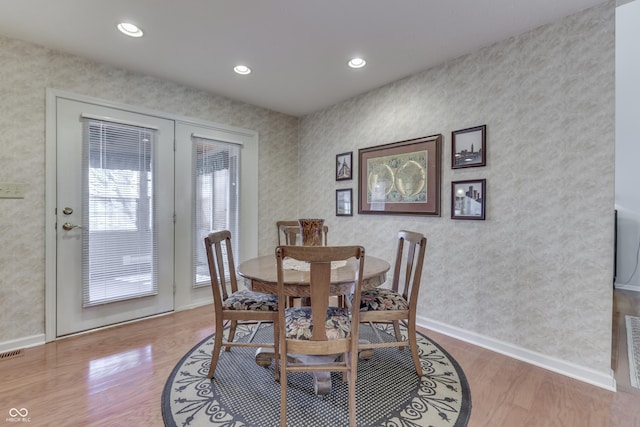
45, 89, 259, 342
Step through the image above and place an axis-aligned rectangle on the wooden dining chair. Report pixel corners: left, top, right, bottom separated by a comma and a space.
275, 245, 365, 427
276, 220, 329, 246
204, 230, 279, 380
355, 230, 427, 377
276, 220, 330, 307
276, 220, 299, 245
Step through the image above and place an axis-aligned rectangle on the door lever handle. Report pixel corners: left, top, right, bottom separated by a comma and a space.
62, 222, 83, 231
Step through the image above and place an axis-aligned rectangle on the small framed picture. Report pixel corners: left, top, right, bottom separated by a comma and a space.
336, 152, 353, 181
451, 179, 486, 220
336, 189, 353, 216
452, 125, 486, 168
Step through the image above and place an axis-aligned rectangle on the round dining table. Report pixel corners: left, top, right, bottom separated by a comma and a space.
236, 253, 391, 394
237, 254, 391, 297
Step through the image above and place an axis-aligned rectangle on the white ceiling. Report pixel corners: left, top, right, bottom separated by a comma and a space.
0, 0, 606, 117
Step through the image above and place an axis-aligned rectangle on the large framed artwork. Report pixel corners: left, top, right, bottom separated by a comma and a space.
358, 134, 442, 216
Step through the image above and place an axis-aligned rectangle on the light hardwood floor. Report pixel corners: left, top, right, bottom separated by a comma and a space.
1, 290, 639, 426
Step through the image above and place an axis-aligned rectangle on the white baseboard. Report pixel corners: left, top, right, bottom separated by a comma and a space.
174, 299, 213, 312
0, 334, 45, 354
417, 316, 617, 392
614, 283, 640, 292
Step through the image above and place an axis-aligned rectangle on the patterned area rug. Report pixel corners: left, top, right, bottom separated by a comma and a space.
626, 315, 640, 389
162, 323, 471, 426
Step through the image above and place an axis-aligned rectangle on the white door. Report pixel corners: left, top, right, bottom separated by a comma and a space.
174, 122, 241, 309
55, 97, 175, 336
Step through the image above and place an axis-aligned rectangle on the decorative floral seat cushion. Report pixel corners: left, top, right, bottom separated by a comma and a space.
358, 288, 409, 311
222, 289, 278, 311
284, 306, 350, 340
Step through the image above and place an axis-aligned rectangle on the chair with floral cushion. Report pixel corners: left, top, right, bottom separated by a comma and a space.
204, 230, 279, 380
356, 230, 426, 377
275, 245, 365, 427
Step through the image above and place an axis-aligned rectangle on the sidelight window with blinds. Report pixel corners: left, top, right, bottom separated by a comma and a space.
192, 136, 240, 288
82, 117, 158, 307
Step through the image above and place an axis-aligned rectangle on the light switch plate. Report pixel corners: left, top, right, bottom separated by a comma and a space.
0, 183, 26, 199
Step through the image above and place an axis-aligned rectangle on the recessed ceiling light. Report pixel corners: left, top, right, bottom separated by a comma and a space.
233, 65, 252, 75
348, 57, 366, 69
117, 22, 143, 38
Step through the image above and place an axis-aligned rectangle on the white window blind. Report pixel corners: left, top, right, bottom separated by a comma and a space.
193, 136, 240, 288
82, 118, 158, 307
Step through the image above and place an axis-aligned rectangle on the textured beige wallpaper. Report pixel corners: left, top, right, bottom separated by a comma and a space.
0, 37, 299, 343
0, 1, 615, 378
299, 2, 615, 374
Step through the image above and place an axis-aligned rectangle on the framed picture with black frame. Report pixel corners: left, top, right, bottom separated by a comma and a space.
452, 125, 486, 169
451, 179, 486, 220
336, 188, 353, 216
336, 152, 353, 181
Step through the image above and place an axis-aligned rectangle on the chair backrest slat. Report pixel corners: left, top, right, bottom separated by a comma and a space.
282, 226, 299, 245
309, 261, 331, 341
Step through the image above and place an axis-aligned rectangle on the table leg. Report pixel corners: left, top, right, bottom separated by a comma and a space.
255, 348, 334, 394
255, 342, 371, 395
255, 347, 273, 367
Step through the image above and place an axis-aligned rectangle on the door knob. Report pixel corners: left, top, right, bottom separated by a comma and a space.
62, 222, 82, 231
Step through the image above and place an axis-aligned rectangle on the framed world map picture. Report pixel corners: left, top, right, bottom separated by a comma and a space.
358, 134, 442, 216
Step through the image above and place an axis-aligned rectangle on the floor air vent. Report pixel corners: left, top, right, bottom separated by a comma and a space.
0, 349, 23, 361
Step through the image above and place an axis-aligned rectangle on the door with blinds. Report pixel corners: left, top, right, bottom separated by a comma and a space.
55, 97, 175, 336
173, 122, 244, 310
